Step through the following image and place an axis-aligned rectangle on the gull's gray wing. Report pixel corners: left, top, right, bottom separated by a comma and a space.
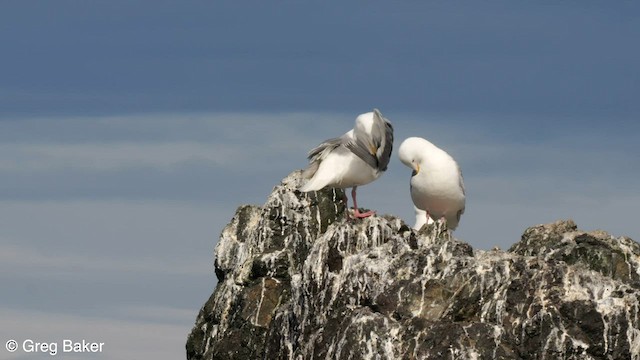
456, 163, 465, 222
345, 137, 378, 169
302, 135, 348, 179
374, 109, 394, 171
456, 206, 465, 222
457, 163, 466, 196
345, 108, 394, 171
307, 134, 348, 162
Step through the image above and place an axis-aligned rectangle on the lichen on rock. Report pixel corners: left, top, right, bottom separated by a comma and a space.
187, 171, 640, 360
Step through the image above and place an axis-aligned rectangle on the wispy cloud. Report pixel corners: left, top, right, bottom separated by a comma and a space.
0, 243, 210, 277
0, 142, 250, 172
0, 199, 227, 262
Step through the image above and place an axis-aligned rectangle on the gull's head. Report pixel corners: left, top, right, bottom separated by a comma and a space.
398, 137, 439, 175
398, 137, 422, 174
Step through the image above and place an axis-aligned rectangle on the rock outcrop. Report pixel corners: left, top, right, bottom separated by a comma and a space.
186, 171, 640, 360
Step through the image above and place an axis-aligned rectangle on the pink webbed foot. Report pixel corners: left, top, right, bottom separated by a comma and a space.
349, 186, 376, 219
352, 208, 375, 218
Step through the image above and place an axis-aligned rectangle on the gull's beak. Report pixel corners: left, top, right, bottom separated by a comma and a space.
411, 162, 420, 176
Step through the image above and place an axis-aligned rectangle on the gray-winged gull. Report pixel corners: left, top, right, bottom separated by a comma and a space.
300, 109, 393, 218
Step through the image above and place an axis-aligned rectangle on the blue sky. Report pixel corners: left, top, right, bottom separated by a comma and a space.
1, 2, 639, 359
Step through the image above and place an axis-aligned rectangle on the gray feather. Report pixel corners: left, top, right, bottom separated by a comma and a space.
301, 160, 320, 179
456, 164, 465, 224
374, 109, 394, 171
457, 164, 466, 196
457, 206, 465, 222
345, 138, 378, 169
307, 135, 346, 162
303, 135, 348, 179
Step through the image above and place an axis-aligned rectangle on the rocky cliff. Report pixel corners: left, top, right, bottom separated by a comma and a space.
186, 171, 640, 360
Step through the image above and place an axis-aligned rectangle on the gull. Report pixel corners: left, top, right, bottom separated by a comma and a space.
398, 137, 465, 230
299, 109, 393, 218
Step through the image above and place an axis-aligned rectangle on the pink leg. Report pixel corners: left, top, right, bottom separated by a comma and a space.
425, 211, 443, 227
351, 186, 375, 218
